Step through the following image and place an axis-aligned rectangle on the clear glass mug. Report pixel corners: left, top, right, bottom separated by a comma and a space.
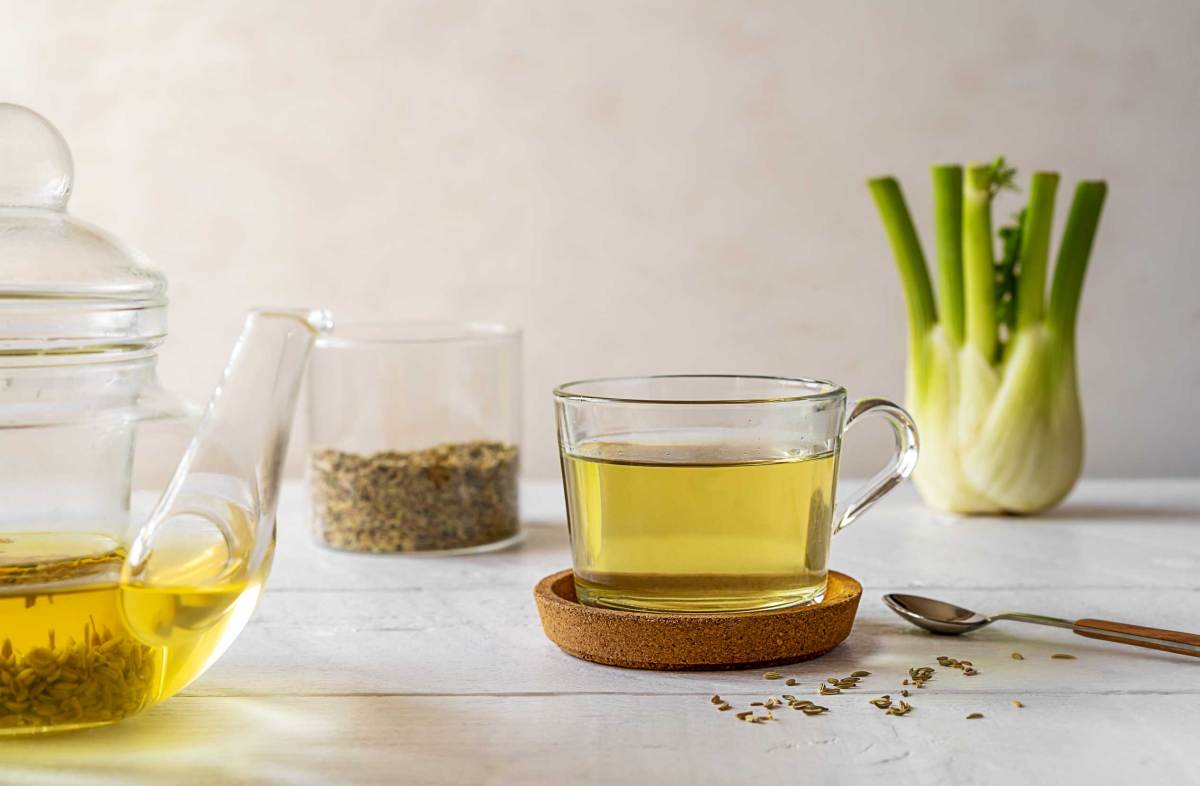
554, 375, 919, 613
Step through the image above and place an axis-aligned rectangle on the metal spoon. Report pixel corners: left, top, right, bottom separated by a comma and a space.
883, 593, 1200, 657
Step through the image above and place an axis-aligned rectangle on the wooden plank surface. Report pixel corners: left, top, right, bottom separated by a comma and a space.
1, 479, 1197, 786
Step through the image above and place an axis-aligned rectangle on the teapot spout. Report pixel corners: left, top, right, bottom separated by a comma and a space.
127, 308, 332, 581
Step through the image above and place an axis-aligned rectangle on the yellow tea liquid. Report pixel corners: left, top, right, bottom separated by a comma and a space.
0, 531, 265, 735
562, 436, 838, 612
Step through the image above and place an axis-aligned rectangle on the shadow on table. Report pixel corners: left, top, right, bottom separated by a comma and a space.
479, 521, 568, 559
1037, 503, 1200, 523
944, 501, 1200, 524
861, 614, 1198, 666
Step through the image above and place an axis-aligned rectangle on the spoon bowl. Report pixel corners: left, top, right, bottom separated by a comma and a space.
883, 593, 993, 635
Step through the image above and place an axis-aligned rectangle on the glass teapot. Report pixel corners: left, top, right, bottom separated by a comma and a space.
0, 104, 330, 734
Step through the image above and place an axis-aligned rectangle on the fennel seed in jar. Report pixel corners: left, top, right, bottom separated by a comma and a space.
310, 441, 519, 553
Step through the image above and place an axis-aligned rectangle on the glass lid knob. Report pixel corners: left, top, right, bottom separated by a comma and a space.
0, 104, 167, 355
0, 103, 74, 211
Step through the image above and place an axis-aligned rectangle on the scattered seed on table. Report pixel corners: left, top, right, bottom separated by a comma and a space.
900, 689, 910, 697
851, 670, 871, 677
763, 671, 783, 680
1011, 652, 1024, 660
1051, 653, 1076, 660
718, 703, 732, 711
784, 678, 798, 686
966, 713, 984, 719
710, 694, 722, 705
1011, 700, 1024, 708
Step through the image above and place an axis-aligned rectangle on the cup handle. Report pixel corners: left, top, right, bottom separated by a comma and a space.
832, 397, 919, 534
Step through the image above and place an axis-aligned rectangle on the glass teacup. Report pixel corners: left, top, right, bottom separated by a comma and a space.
554, 375, 918, 613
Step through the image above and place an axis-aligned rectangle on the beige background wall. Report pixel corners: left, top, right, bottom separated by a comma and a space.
2, 0, 1197, 480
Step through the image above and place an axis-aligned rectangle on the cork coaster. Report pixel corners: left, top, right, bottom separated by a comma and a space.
533, 569, 862, 671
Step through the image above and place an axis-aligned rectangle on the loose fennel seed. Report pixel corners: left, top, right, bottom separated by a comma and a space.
1051, 653, 1076, 660
1011, 652, 1024, 660
310, 442, 519, 553
763, 671, 782, 680
784, 678, 798, 687
966, 713, 984, 720
1011, 700, 1024, 708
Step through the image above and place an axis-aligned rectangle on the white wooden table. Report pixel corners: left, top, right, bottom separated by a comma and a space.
3, 479, 1198, 785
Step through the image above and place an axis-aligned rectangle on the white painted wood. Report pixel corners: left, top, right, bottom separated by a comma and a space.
4, 479, 1197, 786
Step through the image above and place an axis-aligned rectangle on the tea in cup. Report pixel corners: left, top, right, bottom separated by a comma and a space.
554, 375, 918, 613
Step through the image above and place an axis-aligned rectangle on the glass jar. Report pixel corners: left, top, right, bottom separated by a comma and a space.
306, 322, 522, 554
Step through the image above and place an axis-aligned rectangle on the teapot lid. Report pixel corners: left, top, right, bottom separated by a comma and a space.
0, 103, 167, 355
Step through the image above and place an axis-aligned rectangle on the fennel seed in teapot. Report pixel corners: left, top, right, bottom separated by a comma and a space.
310, 441, 519, 553
0, 532, 266, 733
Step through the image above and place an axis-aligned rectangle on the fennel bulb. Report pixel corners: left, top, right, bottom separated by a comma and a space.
869, 160, 1106, 514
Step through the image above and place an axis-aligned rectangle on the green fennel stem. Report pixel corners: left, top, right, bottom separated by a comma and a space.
867, 177, 936, 346
931, 165, 964, 346
1048, 181, 1108, 341
962, 164, 999, 361
1014, 172, 1060, 332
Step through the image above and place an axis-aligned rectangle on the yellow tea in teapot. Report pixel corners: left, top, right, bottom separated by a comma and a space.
0, 531, 264, 735
562, 437, 838, 612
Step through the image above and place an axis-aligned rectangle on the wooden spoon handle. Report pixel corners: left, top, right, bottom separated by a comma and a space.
1073, 619, 1200, 657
